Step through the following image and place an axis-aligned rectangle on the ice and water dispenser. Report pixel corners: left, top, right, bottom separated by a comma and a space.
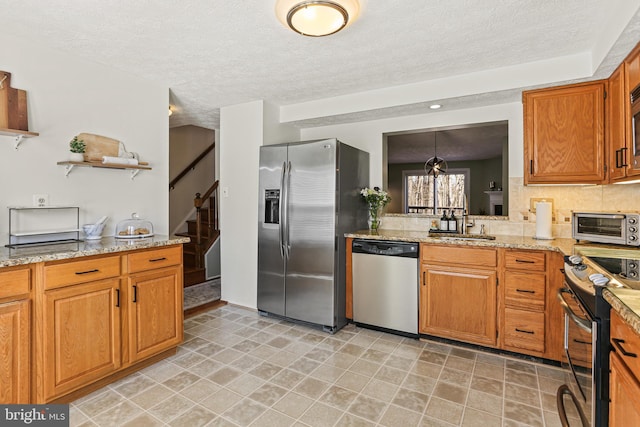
264, 189, 280, 224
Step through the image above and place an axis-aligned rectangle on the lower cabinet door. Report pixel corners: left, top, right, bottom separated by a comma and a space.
610, 351, 640, 426
420, 265, 497, 346
0, 299, 30, 403
128, 266, 183, 363
43, 279, 121, 401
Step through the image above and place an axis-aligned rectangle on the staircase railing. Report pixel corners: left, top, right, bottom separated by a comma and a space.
193, 180, 219, 268
169, 142, 215, 190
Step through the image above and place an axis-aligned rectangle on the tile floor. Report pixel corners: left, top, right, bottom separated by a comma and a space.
70, 305, 580, 427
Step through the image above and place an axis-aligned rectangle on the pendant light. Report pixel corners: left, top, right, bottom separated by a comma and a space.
275, 0, 360, 37
424, 132, 447, 177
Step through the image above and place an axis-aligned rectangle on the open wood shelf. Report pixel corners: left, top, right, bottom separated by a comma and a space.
57, 161, 152, 179
1, 128, 40, 149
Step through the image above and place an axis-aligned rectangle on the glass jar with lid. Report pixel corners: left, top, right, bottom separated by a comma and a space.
115, 213, 154, 238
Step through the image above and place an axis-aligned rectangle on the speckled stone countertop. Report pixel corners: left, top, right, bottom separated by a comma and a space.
345, 229, 576, 255
0, 235, 190, 268
604, 288, 640, 336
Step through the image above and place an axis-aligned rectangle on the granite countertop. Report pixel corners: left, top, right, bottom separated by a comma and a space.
345, 229, 576, 255
0, 235, 190, 268
604, 288, 640, 336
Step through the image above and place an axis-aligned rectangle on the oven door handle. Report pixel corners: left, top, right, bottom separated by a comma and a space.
557, 288, 592, 334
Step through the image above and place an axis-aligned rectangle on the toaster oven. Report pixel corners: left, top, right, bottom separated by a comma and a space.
572, 212, 640, 246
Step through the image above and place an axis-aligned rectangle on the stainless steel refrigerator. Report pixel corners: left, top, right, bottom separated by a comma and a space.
257, 138, 369, 333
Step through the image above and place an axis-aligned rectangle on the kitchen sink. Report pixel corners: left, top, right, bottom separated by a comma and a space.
429, 232, 496, 241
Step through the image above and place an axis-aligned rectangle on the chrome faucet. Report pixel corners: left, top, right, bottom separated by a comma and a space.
462, 194, 474, 234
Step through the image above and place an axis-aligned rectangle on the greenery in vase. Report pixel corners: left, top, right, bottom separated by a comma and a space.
69, 136, 86, 153
360, 187, 390, 230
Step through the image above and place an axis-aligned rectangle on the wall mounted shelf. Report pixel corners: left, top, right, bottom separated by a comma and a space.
6, 206, 80, 248
0, 128, 39, 150
57, 161, 152, 180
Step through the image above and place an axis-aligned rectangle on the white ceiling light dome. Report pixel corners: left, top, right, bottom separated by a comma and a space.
275, 0, 360, 37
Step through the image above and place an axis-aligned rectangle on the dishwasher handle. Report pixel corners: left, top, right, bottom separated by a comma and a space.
352, 239, 418, 258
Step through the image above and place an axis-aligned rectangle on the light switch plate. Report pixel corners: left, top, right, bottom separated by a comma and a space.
33, 194, 49, 207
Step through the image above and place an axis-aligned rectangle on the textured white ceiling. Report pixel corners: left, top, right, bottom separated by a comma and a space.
0, 1, 638, 129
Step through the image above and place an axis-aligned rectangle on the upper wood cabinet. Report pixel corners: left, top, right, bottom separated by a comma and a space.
523, 81, 606, 184
626, 42, 640, 95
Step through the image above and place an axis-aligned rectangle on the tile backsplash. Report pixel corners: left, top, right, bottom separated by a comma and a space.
382, 177, 640, 238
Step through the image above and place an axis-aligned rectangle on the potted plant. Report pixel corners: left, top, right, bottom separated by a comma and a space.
69, 136, 86, 162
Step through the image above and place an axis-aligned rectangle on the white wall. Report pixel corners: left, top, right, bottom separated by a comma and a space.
0, 33, 169, 240
300, 103, 524, 186
219, 100, 299, 308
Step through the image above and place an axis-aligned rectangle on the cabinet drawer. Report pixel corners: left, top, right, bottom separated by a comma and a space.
128, 246, 181, 273
421, 245, 496, 268
611, 310, 640, 377
504, 250, 546, 271
44, 256, 121, 290
0, 267, 30, 299
504, 308, 545, 353
505, 272, 545, 310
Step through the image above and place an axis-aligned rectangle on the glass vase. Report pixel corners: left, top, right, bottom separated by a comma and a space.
368, 207, 382, 232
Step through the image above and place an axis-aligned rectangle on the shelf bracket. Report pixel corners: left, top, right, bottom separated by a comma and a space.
130, 169, 141, 180
64, 164, 75, 177
14, 134, 24, 150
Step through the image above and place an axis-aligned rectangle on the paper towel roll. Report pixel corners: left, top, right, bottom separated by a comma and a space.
102, 156, 139, 165
535, 201, 553, 240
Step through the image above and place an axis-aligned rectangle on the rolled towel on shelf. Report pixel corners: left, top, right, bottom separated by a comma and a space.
102, 156, 139, 166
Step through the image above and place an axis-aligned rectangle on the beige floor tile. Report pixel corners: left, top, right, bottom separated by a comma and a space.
461, 407, 502, 427
270, 368, 306, 389
172, 351, 208, 368
325, 352, 358, 369
311, 363, 347, 383
418, 350, 447, 365
470, 375, 504, 397
411, 360, 443, 379
229, 354, 262, 370
251, 409, 297, 427
335, 412, 376, 427
299, 401, 344, 427
272, 392, 315, 419
392, 387, 430, 413
466, 389, 503, 417
208, 366, 243, 386
374, 365, 408, 385
224, 398, 267, 426
249, 361, 282, 380
232, 339, 262, 353
120, 412, 164, 427
189, 358, 224, 377
163, 371, 202, 392
425, 396, 464, 425
267, 350, 301, 368
181, 379, 221, 403
433, 381, 468, 405
445, 355, 475, 372
294, 376, 330, 399
148, 394, 194, 422
439, 366, 472, 387
289, 357, 322, 374
504, 400, 544, 427
361, 378, 399, 403
402, 373, 436, 394
419, 415, 455, 427
348, 359, 380, 377
168, 404, 216, 427
248, 383, 288, 406
361, 348, 390, 364
347, 394, 388, 423
340, 343, 367, 357
335, 371, 371, 392
76, 390, 125, 418
318, 385, 359, 410
211, 348, 244, 364
385, 354, 415, 370
226, 373, 266, 396
130, 384, 175, 410
304, 347, 334, 362
505, 382, 542, 406
473, 361, 505, 380
379, 404, 422, 427
200, 388, 243, 414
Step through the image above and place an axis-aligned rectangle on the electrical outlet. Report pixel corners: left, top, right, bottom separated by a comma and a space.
529, 197, 554, 213
33, 194, 49, 207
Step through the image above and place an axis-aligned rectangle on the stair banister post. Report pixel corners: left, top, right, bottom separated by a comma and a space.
194, 192, 203, 269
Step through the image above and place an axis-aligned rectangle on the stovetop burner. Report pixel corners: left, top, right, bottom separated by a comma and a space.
589, 256, 640, 287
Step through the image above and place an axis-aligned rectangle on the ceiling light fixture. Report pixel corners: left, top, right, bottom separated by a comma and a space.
424, 132, 447, 177
168, 106, 173, 116
429, 104, 442, 110
275, 0, 360, 37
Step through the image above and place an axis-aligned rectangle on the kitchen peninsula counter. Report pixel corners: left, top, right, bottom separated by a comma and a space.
0, 235, 190, 268
345, 229, 576, 255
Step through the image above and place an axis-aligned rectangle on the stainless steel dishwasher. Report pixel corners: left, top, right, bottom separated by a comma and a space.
352, 239, 419, 337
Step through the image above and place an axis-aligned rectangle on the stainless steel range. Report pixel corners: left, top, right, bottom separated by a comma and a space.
559, 248, 640, 426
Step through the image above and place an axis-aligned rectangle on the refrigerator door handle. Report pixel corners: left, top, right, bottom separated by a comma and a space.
284, 160, 292, 259
279, 161, 286, 258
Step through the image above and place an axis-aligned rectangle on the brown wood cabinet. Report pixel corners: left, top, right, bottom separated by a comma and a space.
501, 249, 564, 361
609, 310, 640, 426
420, 244, 498, 347
42, 278, 121, 401
128, 266, 182, 363
523, 81, 606, 184
30, 244, 184, 403
0, 266, 31, 404
0, 299, 30, 404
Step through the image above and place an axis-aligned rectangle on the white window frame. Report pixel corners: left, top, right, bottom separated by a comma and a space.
402, 168, 470, 214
